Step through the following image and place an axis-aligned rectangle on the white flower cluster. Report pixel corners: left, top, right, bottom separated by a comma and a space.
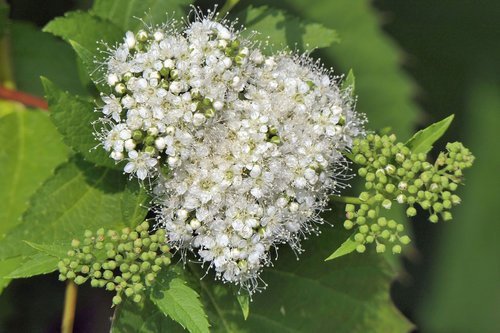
97, 13, 364, 290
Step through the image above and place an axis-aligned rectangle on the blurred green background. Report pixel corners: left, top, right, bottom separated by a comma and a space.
1, 0, 499, 332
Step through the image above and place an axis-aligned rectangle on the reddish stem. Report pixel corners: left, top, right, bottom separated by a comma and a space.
0, 86, 48, 110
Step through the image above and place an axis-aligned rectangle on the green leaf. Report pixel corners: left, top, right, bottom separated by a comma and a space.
42, 77, 119, 169
190, 225, 412, 332
0, 104, 68, 293
0, 156, 149, 260
6, 253, 58, 279
10, 21, 86, 96
111, 298, 185, 333
23, 241, 69, 258
341, 69, 356, 96
92, 0, 193, 31
239, 5, 339, 52
0, 105, 69, 239
0, 257, 23, 294
324, 233, 357, 261
43, 11, 123, 52
150, 269, 210, 333
280, 0, 419, 137
236, 293, 250, 320
406, 114, 454, 154
43, 11, 123, 92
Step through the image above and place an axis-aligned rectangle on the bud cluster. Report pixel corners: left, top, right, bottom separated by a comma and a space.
343, 134, 474, 253
57, 222, 171, 305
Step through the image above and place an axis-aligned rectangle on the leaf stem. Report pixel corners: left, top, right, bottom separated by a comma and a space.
330, 195, 362, 205
0, 86, 48, 110
220, 0, 240, 16
61, 281, 78, 333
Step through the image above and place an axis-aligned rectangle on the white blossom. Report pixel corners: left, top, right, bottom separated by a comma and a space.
95, 11, 365, 291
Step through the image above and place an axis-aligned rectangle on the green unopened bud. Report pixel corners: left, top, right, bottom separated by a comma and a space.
74, 276, 86, 285
356, 244, 366, 253
376, 243, 386, 253
442, 211, 453, 221
429, 214, 439, 223
112, 295, 122, 305
392, 245, 402, 254
270, 135, 281, 144
400, 235, 411, 245
406, 207, 417, 217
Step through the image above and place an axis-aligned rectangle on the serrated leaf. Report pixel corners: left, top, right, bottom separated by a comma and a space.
0, 156, 148, 260
10, 21, 87, 96
111, 298, 185, 333
6, 253, 58, 279
42, 77, 119, 169
406, 114, 454, 154
236, 293, 250, 320
239, 5, 339, 52
43, 11, 123, 52
69, 40, 109, 93
324, 233, 357, 261
188, 224, 412, 332
23, 241, 69, 258
43, 11, 123, 91
92, 0, 192, 31
150, 269, 210, 333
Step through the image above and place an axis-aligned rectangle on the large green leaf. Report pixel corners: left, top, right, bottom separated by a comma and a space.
10, 21, 86, 96
92, 0, 193, 31
0, 106, 69, 238
278, 0, 419, 137
0, 103, 68, 293
42, 77, 119, 169
111, 298, 185, 333
239, 5, 339, 52
0, 156, 148, 260
189, 224, 412, 332
43, 11, 124, 92
150, 269, 210, 333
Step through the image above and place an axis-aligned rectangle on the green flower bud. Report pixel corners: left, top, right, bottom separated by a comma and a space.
356, 244, 366, 253
112, 295, 122, 305
133, 294, 142, 303
406, 207, 417, 217
392, 245, 402, 254
359, 225, 369, 234
442, 211, 453, 221
400, 235, 411, 245
376, 243, 386, 253
74, 276, 86, 285
343, 220, 354, 230
429, 214, 439, 223
354, 233, 364, 243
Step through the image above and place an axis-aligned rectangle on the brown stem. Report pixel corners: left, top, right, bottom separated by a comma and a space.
0, 86, 48, 110
61, 281, 78, 333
